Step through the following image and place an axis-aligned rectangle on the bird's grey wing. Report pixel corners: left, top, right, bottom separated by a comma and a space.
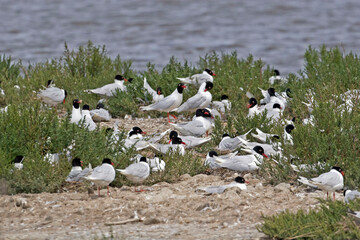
39, 87, 63, 102
204, 186, 226, 194
177, 94, 207, 112
311, 171, 341, 185
222, 138, 241, 149
91, 165, 113, 182
146, 95, 175, 110
180, 120, 206, 136
76, 168, 92, 181
66, 169, 82, 182
125, 163, 149, 179
192, 74, 210, 85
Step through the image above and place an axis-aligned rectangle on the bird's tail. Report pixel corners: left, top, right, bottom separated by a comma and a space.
297, 176, 318, 188
177, 77, 191, 84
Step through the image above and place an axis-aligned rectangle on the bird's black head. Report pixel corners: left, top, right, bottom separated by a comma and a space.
222, 133, 230, 138
156, 87, 162, 95
115, 75, 125, 81
132, 127, 144, 134
172, 137, 184, 145
177, 83, 186, 94
128, 131, 137, 137
13, 155, 24, 163
82, 104, 90, 110
169, 130, 178, 139
332, 166, 344, 176
72, 99, 81, 109
140, 157, 147, 162
208, 151, 218, 157
271, 135, 280, 141
253, 146, 268, 158
128, 78, 133, 83
248, 98, 257, 108
234, 176, 245, 184
105, 127, 113, 135
202, 108, 212, 118
273, 103, 282, 109
205, 81, 213, 91
102, 158, 112, 165
205, 69, 216, 76
274, 69, 280, 76
195, 109, 203, 117
64, 90, 68, 99
221, 95, 229, 100
96, 103, 105, 109
72, 157, 81, 167
285, 124, 295, 134
268, 88, 276, 97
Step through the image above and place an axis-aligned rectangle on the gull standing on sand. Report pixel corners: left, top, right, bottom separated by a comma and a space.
85, 75, 129, 97
298, 166, 344, 200
143, 77, 164, 103
140, 83, 186, 123
117, 157, 150, 192
173, 81, 213, 113
177, 69, 216, 86
84, 158, 115, 196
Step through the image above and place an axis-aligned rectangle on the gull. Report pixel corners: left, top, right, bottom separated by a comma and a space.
177, 68, 216, 86
70, 99, 82, 124
251, 128, 280, 143
90, 102, 111, 122
170, 108, 213, 137
168, 130, 211, 148
124, 127, 148, 151
197, 176, 248, 194
66, 157, 92, 182
148, 137, 186, 155
84, 158, 116, 196
117, 157, 150, 192
37, 84, 67, 107
298, 166, 344, 200
85, 75, 129, 97
204, 151, 239, 169
211, 95, 232, 113
217, 129, 252, 151
13, 155, 24, 170
247, 98, 263, 118
269, 69, 287, 85
173, 81, 213, 113
284, 124, 294, 145
80, 104, 97, 131
344, 189, 360, 203
143, 77, 164, 103
140, 83, 186, 123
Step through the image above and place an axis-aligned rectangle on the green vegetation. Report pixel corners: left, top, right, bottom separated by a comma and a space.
258, 199, 360, 239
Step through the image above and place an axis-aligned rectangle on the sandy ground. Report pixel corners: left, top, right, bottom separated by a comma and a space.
0, 117, 345, 239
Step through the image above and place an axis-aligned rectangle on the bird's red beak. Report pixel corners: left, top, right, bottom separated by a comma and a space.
204, 89, 207, 92
124, 78, 128, 82
168, 140, 172, 144
141, 131, 147, 135
182, 85, 187, 89
341, 171, 345, 176
280, 107, 283, 109
157, 91, 161, 95
80, 160, 83, 167
212, 73, 217, 77
78, 100, 82, 104
262, 153, 268, 158
181, 142, 186, 145
245, 181, 250, 184
111, 162, 114, 166
247, 104, 251, 109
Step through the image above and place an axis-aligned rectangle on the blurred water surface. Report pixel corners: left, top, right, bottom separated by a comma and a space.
1, 0, 360, 74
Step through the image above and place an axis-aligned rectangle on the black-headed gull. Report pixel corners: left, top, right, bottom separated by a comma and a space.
86, 75, 129, 97
90, 102, 111, 122
173, 81, 213, 113
211, 95, 232, 113
247, 98, 262, 118
13, 155, 24, 170
70, 99, 82, 124
344, 189, 360, 203
37, 85, 67, 106
251, 128, 280, 143
197, 176, 248, 194
217, 130, 252, 151
143, 77, 164, 103
124, 127, 149, 151
269, 69, 287, 85
170, 108, 213, 137
117, 157, 150, 192
140, 83, 186, 123
80, 104, 97, 131
214, 146, 268, 171
298, 166, 344, 200
204, 151, 239, 169
168, 130, 211, 148
66, 157, 92, 182
284, 124, 294, 145
84, 158, 116, 196
177, 69, 216, 86
149, 137, 186, 155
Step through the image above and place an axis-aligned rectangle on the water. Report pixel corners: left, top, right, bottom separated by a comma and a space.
1, 0, 360, 74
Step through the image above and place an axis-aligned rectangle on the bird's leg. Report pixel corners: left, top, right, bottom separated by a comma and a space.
107, 186, 110, 197
98, 186, 100, 196
170, 114, 177, 119
333, 192, 335, 201
206, 131, 209, 137
167, 113, 175, 124
326, 192, 329, 200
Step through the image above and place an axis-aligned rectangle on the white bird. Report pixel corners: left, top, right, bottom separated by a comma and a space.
66, 158, 92, 182
170, 108, 213, 137
204, 151, 238, 169
173, 81, 213, 113
344, 189, 360, 203
197, 176, 248, 194
140, 83, 186, 123
13, 155, 24, 170
214, 146, 268, 172
117, 157, 150, 192
218, 130, 252, 151
177, 69, 216, 86
86, 75, 129, 97
168, 130, 211, 148
90, 102, 111, 122
264, 103, 283, 122
269, 69, 287, 85
143, 77, 164, 103
124, 127, 149, 151
247, 98, 263, 118
148, 155, 166, 172
298, 166, 344, 200
84, 158, 116, 196
148, 137, 186, 155
80, 104, 97, 131
70, 99, 82, 124
284, 124, 294, 145
251, 128, 280, 143
37, 85, 67, 106
211, 95, 232, 113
